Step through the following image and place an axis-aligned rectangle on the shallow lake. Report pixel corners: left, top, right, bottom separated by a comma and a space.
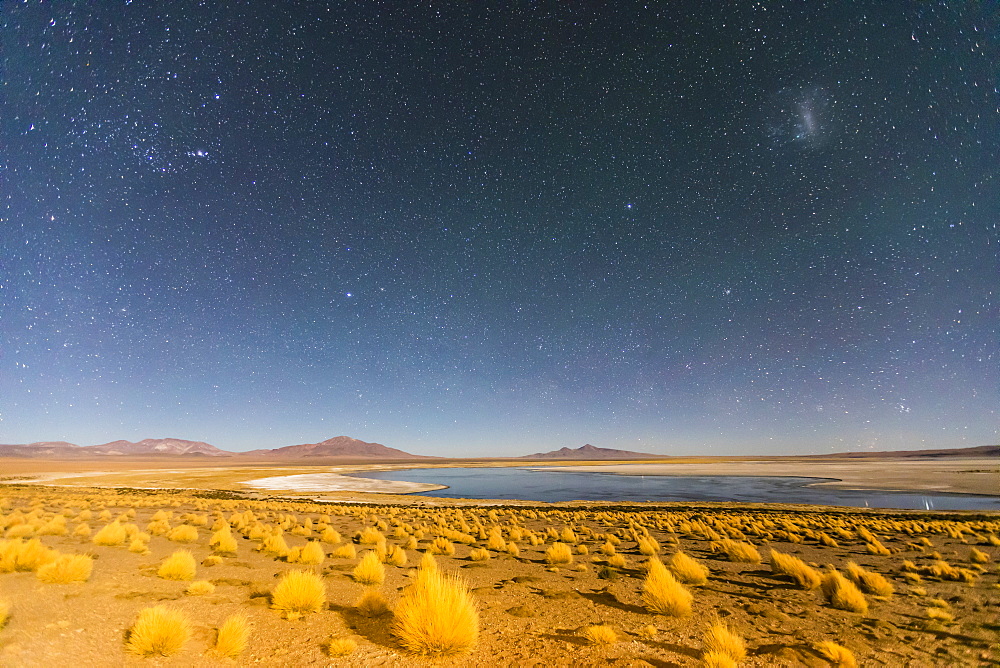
352, 467, 1000, 511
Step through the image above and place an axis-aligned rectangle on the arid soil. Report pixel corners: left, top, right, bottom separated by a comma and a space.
0, 478, 998, 667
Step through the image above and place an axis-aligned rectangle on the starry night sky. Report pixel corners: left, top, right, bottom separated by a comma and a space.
2, 1, 997, 456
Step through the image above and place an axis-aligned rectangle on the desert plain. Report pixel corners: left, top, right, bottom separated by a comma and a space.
0, 456, 997, 667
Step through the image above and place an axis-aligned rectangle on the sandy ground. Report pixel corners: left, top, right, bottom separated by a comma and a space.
0, 485, 998, 667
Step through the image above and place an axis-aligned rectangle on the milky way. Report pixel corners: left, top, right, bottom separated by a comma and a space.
2, 2, 997, 455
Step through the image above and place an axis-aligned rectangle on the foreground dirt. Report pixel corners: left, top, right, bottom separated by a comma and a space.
0, 484, 998, 667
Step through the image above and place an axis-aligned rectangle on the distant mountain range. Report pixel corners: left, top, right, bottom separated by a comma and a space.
0, 437, 995, 461
0, 435, 431, 460
519, 444, 662, 460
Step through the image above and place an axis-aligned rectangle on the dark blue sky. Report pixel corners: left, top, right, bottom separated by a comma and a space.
2, 1, 997, 456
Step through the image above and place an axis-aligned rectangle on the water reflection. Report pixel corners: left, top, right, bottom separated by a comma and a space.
352, 467, 1000, 511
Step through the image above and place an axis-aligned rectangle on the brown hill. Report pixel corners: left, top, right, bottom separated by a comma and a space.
243, 435, 431, 459
83, 438, 230, 456
804, 444, 999, 459
520, 443, 664, 460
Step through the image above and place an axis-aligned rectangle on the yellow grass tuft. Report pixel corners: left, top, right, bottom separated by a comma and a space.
271, 569, 326, 619
203, 555, 224, 566
545, 542, 574, 565
92, 521, 129, 547
637, 536, 660, 556
702, 652, 738, 668
355, 587, 391, 617
926, 606, 954, 622
642, 559, 692, 616
821, 569, 868, 613
209, 527, 238, 555
125, 606, 191, 657
429, 537, 455, 555
713, 539, 761, 563
468, 547, 490, 562
186, 580, 216, 596
669, 551, 710, 585
769, 550, 822, 589
167, 524, 198, 543
289, 540, 325, 565
212, 613, 250, 659
331, 543, 357, 559
814, 640, 856, 667
326, 637, 358, 657
969, 547, 990, 563
73, 523, 91, 538
158, 549, 197, 581
844, 561, 894, 597
356, 526, 384, 545
581, 624, 618, 645
353, 550, 386, 585
702, 620, 746, 663
128, 537, 149, 554
320, 527, 341, 544
392, 568, 478, 655
386, 544, 408, 567
36, 553, 93, 584
637, 624, 658, 640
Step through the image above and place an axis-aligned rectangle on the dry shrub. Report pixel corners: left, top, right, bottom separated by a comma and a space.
926, 607, 954, 622
468, 547, 490, 562
637, 624, 657, 640
703, 652, 737, 667
865, 540, 891, 556
36, 553, 93, 584
545, 542, 574, 565
814, 640, 856, 667
289, 541, 325, 565
38, 516, 68, 536
505, 541, 520, 557
637, 536, 660, 556
356, 526, 384, 545
0, 538, 56, 572
203, 555, 224, 567
429, 537, 455, 556
581, 624, 618, 645
969, 548, 990, 563
167, 524, 198, 543
669, 551, 709, 585
209, 527, 238, 555
332, 543, 357, 559
355, 587, 391, 617
320, 527, 342, 544
158, 549, 197, 581
642, 559, 692, 616
272, 569, 326, 619
386, 544, 408, 567
769, 550, 821, 589
212, 613, 250, 659
821, 569, 868, 613
128, 538, 149, 554
607, 554, 627, 569
92, 521, 129, 546
186, 580, 215, 596
844, 562, 894, 597
392, 568, 478, 656
126, 606, 191, 657
702, 620, 745, 663
73, 523, 91, 538
713, 539, 761, 564
353, 550, 386, 585
326, 637, 357, 657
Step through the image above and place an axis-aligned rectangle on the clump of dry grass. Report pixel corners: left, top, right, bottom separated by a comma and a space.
128, 537, 149, 554
386, 544, 408, 566
356, 526, 384, 545
813, 640, 856, 667
429, 537, 455, 556
332, 543, 357, 559
637, 536, 660, 556
166, 525, 199, 543
209, 526, 238, 555
158, 549, 197, 581
355, 587, 391, 617
702, 620, 745, 664
0, 538, 56, 572
712, 539, 761, 564
468, 547, 490, 562
925, 606, 954, 622
392, 567, 478, 655
769, 550, 821, 589
125, 606, 191, 657
186, 580, 215, 596
353, 550, 386, 585
545, 542, 574, 565
642, 558, 692, 616
272, 569, 326, 619
844, 562, 894, 597
669, 551, 709, 585
36, 553, 93, 584
580, 624, 618, 645
969, 547, 990, 563
326, 637, 358, 656
821, 569, 868, 613
73, 523, 91, 538
92, 521, 129, 547
212, 613, 250, 659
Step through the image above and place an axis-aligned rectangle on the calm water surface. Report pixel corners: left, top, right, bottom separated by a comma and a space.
352, 467, 1000, 511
